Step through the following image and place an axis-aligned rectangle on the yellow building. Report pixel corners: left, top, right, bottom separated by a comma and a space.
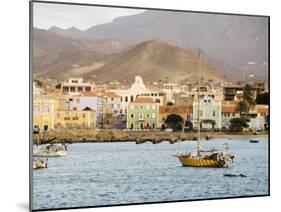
55, 108, 96, 129
33, 94, 96, 131
33, 95, 68, 131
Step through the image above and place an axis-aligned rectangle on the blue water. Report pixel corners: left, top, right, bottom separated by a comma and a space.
32, 137, 269, 210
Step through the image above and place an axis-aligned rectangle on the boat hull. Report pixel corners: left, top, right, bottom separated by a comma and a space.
177, 155, 225, 168
33, 151, 67, 157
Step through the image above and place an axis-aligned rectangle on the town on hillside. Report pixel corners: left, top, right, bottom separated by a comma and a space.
33, 75, 269, 142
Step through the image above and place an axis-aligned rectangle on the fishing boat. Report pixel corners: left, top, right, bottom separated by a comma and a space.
33, 159, 48, 169
33, 144, 67, 157
249, 139, 259, 143
176, 50, 235, 168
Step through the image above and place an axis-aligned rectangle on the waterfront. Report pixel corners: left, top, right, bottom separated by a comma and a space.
33, 137, 269, 210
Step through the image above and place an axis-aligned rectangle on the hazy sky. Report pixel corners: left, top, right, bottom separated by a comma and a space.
33, 2, 145, 30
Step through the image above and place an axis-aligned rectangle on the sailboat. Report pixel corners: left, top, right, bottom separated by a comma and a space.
176, 50, 234, 168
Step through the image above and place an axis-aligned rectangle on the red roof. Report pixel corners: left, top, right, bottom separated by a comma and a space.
82, 92, 97, 97
222, 105, 237, 113
257, 107, 268, 114
133, 98, 155, 103
102, 92, 120, 98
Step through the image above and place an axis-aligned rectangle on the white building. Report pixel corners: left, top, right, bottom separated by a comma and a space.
112, 76, 151, 115
61, 78, 95, 95
193, 97, 222, 129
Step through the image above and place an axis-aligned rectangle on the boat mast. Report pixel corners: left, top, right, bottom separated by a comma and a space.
197, 49, 201, 156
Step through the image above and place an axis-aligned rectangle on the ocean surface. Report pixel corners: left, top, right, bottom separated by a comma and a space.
32, 137, 269, 210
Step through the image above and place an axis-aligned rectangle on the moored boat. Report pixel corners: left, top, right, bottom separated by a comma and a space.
33, 144, 67, 157
33, 159, 48, 169
250, 139, 259, 143
175, 50, 235, 168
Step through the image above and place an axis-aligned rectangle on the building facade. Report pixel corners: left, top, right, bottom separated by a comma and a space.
127, 98, 159, 130
69, 92, 103, 124
221, 101, 240, 129
193, 97, 222, 129
61, 78, 95, 95
33, 94, 69, 131
55, 108, 96, 129
113, 76, 151, 115
158, 105, 191, 129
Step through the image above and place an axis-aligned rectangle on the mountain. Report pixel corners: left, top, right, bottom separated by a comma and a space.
84, 10, 268, 80
48, 26, 126, 55
49, 26, 86, 39
83, 40, 231, 84
33, 27, 106, 80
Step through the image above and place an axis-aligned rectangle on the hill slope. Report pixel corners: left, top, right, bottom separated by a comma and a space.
84, 40, 231, 83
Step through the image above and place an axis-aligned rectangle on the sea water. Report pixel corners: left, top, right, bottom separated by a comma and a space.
32, 137, 269, 210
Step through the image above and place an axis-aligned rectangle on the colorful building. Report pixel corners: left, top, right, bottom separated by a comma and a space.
55, 108, 96, 129
127, 98, 159, 130
69, 92, 103, 124
33, 94, 68, 131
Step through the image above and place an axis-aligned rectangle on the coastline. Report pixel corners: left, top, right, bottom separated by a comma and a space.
33, 129, 268, 144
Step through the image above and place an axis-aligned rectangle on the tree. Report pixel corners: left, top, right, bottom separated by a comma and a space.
243, 84, 256, 116
236, 100, 248, 116
165, 114, 184, 130
202, 119, 216, 129
229, 117, 249, 132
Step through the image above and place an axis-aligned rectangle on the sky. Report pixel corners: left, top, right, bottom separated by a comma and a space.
33, 2, 145, 30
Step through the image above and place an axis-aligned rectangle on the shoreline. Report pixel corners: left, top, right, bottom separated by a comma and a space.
33, 129, 268, 144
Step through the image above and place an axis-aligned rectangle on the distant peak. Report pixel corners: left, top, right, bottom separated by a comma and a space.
48, 26, 63, 31
67, 26, 82, 32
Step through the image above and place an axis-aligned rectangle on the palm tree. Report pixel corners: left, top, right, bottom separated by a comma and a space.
236, 100, 248, 117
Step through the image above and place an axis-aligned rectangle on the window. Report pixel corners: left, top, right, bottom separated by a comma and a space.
213, 110, 216, 116
139, 113, 144, 119
34, 106, 40, 113
42, 105, 49, 113
146, 105, 150, 110
125, 96, 128, 102
140, 105, 143, 109
130, 114, 134, 118
130, 95, 134, 102
73, 107, 77, 111
43, 124, 48, 131
152, 113, 156, 118
70, 86, 75, 92
146, 114, 150, 118
85, 87, 91, 92
78, 87, 83, 92
121, 96, 123, 102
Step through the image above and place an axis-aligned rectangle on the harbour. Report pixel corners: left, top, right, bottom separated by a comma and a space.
33, 137, 269, 210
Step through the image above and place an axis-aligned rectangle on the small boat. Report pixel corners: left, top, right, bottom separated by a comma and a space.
223, 173, 247, 177
33, 144, 67, 157
33, 159, 48, 169
250, 140, 259, 143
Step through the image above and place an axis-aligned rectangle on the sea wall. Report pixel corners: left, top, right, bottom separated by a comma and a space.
33, 129, 268, 144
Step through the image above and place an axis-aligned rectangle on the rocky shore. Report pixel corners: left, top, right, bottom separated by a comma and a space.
33, 129, 269, 144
